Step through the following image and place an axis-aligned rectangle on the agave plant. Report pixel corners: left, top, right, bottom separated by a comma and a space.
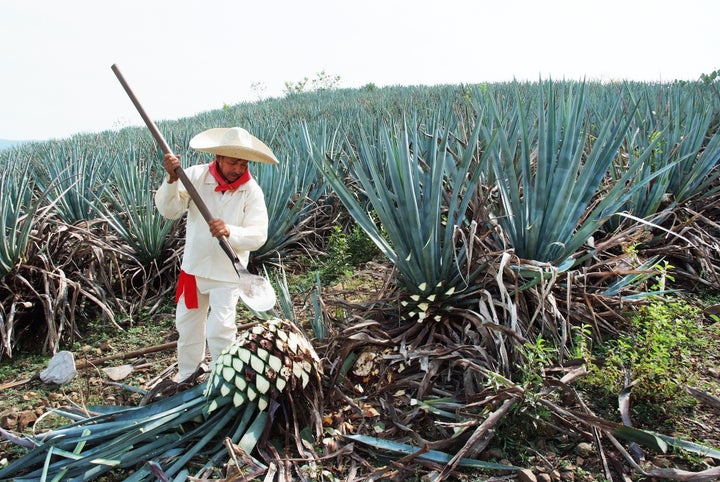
0, 159, 57, 357
0, 160, 42, 280
310, 115, 487, 323
477, 80, 679, 266
0, 317, 322, 481
95, 147, 176, 265
251, 124, 327, 263
30, 141, 117, 224
605, 85, 720, 231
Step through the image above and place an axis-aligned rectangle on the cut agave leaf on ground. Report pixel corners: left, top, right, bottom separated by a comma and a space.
343, 433, 522, 471
613, 425, 668, 453
613, 425, 720, 460
655, 433, 720, 460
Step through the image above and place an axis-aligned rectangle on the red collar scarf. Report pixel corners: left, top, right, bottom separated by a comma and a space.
209, 160, 252, 192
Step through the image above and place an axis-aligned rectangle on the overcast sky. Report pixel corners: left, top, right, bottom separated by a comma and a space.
1, 0, 718, 141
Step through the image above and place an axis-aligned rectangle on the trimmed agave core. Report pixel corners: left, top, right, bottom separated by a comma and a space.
204, 318, 321, 413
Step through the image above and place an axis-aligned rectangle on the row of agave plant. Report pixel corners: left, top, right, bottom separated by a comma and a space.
1, 78, 720, 479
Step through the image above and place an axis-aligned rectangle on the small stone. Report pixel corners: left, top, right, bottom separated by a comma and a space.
576, 442, 593, 457
537, 474, 552, 482
651, 456, 672, 468
560, 471, 575, 481
16, 410, 37, 431
0, 408, 18, 430
1, 409, 38, 431
483, 447, 504, 460
39, 351, 77, 385
99, 340, 114, 352
517, 468, 537, 482
102, 364, 134, 381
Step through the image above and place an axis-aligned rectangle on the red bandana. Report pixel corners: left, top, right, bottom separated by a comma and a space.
209, 160, 252, 192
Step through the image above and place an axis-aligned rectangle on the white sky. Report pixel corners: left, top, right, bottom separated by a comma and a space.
1, 0, 718, 141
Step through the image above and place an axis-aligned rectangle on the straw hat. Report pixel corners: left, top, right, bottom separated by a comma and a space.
189, 127, 279, 164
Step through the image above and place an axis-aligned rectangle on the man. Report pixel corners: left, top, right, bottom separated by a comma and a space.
155, 126, 279, 383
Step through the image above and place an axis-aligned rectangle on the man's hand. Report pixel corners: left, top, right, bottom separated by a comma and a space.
208, 218, 230, 238
163, 153, 181, 183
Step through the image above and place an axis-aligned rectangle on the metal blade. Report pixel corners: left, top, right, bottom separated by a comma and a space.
234, 263, 276, 312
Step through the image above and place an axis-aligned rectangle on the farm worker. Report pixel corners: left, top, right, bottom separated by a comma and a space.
154, 127, 279, 383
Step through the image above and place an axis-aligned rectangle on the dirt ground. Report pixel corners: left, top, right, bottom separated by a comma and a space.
1, 298, 720, 481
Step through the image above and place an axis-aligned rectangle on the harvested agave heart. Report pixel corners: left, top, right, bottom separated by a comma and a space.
204, 317, 322, 414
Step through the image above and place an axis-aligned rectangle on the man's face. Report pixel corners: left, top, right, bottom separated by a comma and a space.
216, 155, 249, 182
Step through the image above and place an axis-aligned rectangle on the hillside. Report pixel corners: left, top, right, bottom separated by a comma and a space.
0, 138, 24, 150
1, 80, 720, 481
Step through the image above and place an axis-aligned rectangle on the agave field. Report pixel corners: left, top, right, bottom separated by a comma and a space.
1, 78, 720, 481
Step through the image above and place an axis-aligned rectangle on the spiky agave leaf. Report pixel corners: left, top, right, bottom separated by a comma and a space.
0, 318, 322, 481
204, 317, 322, 414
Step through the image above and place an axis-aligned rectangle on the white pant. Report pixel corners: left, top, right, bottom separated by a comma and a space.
175, 276, 240, 381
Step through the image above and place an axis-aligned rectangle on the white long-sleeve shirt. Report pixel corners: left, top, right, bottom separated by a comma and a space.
154, 163, 268, 283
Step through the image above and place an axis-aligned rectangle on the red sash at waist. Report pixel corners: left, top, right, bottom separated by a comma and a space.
175, 270, 199, 309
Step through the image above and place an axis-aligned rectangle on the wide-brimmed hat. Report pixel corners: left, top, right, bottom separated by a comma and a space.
189, 127, 279, 164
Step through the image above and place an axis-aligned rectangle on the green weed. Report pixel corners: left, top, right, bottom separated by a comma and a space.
581, 298, 706, 424
311, 223, 380, 286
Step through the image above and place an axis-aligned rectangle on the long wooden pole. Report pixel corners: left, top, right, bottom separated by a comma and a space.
110, 64, 244, 269
110, 64, 276, 312
75, 341, 177, 369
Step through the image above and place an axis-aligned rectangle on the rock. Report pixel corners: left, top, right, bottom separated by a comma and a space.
0, 408, 18, 430
576, 442, 593, 457
518, 468, 538, 482
16, 411, 37, 431
99, 340, 114, 352
560, 471, 575, 481
102, 364, 134, 381
651, 456, 673, 468
0, 408, 37, 431
480, 447, 504, 460
537, 474, 552, 482
39, 351, 77, 385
